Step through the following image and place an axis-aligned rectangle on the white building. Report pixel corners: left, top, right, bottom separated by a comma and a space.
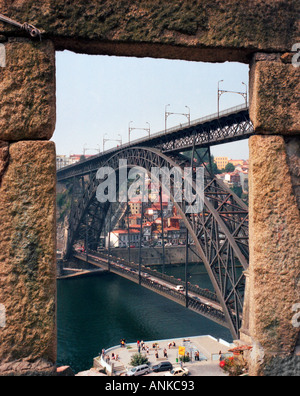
107, 229, 140, 248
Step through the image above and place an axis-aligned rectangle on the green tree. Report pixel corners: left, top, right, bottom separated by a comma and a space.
225, 163, 235, 172
130, 353, 150, 367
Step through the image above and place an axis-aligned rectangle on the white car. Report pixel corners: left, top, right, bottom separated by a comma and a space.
165, 367, 189, 377
126, 364, 150, 376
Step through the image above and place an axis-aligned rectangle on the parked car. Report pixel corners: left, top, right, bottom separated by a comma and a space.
126, 364, 150, 377
152, 361, 173, 373
165, 367, 189, 377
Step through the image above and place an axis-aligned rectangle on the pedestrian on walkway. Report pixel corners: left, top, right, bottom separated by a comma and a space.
219, 351, 223, 362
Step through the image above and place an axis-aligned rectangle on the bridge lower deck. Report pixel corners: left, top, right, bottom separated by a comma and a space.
73, 251, 229, 329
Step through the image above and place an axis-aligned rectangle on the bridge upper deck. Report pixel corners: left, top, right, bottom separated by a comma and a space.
57, 104, 253, 182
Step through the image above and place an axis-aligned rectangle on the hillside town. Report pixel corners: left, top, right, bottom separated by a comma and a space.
114, 156, 248, 249
57, 154, 248, 251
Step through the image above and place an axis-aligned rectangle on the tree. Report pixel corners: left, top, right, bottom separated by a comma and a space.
225, 163, 235, 173
130, 353, 150, 367
209, 162, 222, 175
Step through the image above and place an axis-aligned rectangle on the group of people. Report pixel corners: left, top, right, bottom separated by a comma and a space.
137, 340, 152, 355
101, 349, 120, 364
154, 348, 168, 359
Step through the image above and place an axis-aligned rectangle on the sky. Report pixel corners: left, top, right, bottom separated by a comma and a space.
52, 51, 250, 160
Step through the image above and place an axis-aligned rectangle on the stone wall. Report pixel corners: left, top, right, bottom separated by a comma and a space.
0, 39, 56, 376
240, 54, 300, 376
0, 0, 299, 376
0, 0, 299, 61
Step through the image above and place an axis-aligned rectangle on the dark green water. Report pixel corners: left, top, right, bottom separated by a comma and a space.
156, 263, 214, 291
57, 270, 232, 374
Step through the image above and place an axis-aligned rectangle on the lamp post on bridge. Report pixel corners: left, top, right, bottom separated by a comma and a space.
103, 133, 122, 152
83, 145, 101, 156
165, 105, 191, 132
217, 81, 248, 118
128, 121, 151, 143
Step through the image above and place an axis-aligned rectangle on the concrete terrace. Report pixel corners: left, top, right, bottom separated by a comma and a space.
93, 335, 234, 377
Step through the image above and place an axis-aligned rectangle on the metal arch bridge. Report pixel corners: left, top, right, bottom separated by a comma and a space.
57, 104, 253, 339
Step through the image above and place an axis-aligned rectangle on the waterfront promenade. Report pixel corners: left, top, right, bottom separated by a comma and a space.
93, 335, 234, 377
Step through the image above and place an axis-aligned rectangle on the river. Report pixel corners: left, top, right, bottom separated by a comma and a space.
57, 264, 232, 374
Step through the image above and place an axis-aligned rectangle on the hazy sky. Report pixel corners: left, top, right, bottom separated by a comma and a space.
52, 51, 250, 160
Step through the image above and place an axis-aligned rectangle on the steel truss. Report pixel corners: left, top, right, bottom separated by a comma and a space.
161, 109, 253, 153
64, 147, 248, 339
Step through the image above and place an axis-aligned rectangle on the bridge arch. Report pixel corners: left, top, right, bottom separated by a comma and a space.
66, 146, 249, 339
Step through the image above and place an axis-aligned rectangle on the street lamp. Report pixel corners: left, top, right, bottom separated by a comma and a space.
218, 81, 248, 118
128, 122, 151, 143
242, 82, 248, 106
217, 80, 224, 118
103, 133, 122, 152
83, 144, 101, 156
165, 105, 191, 132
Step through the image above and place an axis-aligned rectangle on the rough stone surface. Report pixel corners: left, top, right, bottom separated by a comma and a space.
0, 141, 56, 374
0, 358, 56, 377
246, 135, 300, 376
0, 39, 56, 141
250, 58, 300, 134
0, 141, 9, 184
0, 1, 299, 62
285, 137, 300, 211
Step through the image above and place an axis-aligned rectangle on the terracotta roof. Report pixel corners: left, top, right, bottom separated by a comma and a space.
112, 229, 140, 235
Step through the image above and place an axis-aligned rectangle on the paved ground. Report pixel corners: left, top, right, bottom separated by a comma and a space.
95, 335, 233, 377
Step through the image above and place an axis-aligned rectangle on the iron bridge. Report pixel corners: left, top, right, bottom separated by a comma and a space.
57, 104, 253, 339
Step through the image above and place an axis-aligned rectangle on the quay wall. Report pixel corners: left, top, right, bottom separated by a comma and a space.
108, 246, 200, 266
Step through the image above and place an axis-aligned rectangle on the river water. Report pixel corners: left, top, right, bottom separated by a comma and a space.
57, 264, 232, 373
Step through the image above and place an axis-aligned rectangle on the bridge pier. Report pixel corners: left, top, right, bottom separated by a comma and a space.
240, 54, 300, 376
